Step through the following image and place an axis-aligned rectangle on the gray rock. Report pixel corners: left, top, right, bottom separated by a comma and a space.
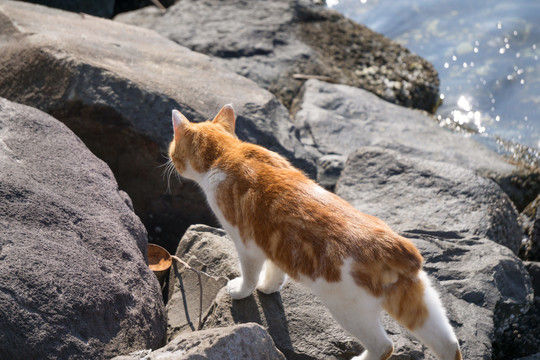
0, 97, 166, 359
295, 79, 518, 184
493, 293, 540, 359
115, 0, 440, 111
316, 154, 347, 191
174, 225, 241, 280
112, 323, 286, 360
524, 262, 540, 297
336, 147, 533, 358
521, 195, 540, 260
294, 79, 540, 211
166, 257, 228, 341
0, 0, 315, 252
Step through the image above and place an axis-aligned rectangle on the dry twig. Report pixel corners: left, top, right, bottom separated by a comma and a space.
150, 0, 167, 11
171, 255, 204, 330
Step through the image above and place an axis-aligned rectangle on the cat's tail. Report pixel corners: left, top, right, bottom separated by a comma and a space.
382, 270, 462, 360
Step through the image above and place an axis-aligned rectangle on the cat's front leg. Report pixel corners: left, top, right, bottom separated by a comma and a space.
227, 245, 265, 300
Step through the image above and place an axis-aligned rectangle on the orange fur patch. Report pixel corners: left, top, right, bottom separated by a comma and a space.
381, 275, 429, 331
455, 349, 463, 360
169, 110, 425, 300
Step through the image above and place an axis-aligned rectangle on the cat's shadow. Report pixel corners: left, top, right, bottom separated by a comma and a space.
230, 291, 313, 360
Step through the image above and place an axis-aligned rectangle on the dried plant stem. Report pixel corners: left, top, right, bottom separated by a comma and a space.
150, 0, 166, 11
171, 255, 204, 330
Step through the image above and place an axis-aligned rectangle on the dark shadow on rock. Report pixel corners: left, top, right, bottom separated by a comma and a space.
49, 101, 219, 253
172, 265, 197, 332
229, 292, 314, 360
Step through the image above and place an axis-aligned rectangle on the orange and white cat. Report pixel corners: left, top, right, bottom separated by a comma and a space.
168, 105, 462, 360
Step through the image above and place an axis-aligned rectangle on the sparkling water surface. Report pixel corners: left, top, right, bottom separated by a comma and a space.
329, 0, 540, 163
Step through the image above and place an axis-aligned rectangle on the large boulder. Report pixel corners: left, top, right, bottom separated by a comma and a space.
112, 323, 286, 360
115, 0, 440, 112
294, 79, 538, 210
0, 97, 166, 359
295, 79, 514, 178
0, 0, 314, 252
521, 195, 540, 260
336, 147, 533, 359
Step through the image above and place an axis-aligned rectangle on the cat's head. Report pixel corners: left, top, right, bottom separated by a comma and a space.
168, 104, 237, 180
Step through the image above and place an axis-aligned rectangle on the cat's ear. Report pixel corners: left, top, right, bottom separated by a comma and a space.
212, 104, 236, 135
172, 109, 189, 141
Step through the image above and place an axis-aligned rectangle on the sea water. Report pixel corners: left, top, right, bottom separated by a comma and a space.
329, 0, 540, 164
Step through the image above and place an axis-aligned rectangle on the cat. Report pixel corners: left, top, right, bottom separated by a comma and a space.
168, 104, 462, 360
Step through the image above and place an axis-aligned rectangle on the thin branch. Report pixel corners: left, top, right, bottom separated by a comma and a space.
150, 0, 167, 11
171, 255, 204, 330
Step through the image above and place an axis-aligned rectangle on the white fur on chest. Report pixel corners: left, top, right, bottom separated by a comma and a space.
198, 167, 227, 214
194, 167, 243, 244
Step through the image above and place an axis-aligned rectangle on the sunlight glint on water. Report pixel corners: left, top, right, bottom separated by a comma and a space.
328, 0, 540, 163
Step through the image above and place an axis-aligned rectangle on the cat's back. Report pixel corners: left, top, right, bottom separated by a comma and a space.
215, 141, 421, 278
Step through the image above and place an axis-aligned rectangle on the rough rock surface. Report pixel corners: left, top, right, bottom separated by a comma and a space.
336, 147, 533, 359
175, 225, 240, 280
316, 154, 347, 191
494, 295, 540, 359
115, 0, 440, 112
0, 97, 166, 359
112, 323, 286, 360
525, 262, 540, 295
516, 354, 540, 360
0, 0, 314, 252
166, 257, 228, 341
503, 261, 540, 358
295, 79, 521, 190
521, 195, 540, 260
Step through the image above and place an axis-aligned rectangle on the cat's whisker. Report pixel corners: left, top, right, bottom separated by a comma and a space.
160, 159, 179, 194
170, 161, 183, 190
160, 160, 171, 181
166, 162, 175, 194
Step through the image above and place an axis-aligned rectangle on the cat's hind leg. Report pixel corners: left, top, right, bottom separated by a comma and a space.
227, 241, 266, 300
257, 260, 288, 294
314, 283, 393, 360
383, 271, 461, 360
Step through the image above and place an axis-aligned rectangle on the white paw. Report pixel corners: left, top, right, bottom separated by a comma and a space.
227, 277, 254, 299
256, 274, 287, 294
